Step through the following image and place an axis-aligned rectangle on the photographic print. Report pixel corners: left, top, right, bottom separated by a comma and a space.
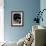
11, 11, 24, 27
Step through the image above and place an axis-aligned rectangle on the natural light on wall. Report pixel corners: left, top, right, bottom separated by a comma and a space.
0, 0, 4, 43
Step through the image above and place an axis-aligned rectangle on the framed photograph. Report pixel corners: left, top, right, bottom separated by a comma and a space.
11, 11, 24, 27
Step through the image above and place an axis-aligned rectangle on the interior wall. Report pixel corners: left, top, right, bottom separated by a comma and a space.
4, 0, 40, 42
40, 0, 46, 27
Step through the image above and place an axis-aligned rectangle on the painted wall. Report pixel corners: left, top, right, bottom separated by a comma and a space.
4, 0, 40, 42
40, 0, 46, 27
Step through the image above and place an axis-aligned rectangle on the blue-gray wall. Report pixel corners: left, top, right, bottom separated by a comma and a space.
4, 0, 40, 42
40, 0, 46, 27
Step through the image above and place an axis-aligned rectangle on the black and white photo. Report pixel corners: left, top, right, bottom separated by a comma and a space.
11, 11, 24, 26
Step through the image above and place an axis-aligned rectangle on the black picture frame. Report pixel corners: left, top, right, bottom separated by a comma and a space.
11, 11, 24, 27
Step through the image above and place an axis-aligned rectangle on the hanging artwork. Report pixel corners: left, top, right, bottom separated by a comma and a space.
11, 11, 24, 27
